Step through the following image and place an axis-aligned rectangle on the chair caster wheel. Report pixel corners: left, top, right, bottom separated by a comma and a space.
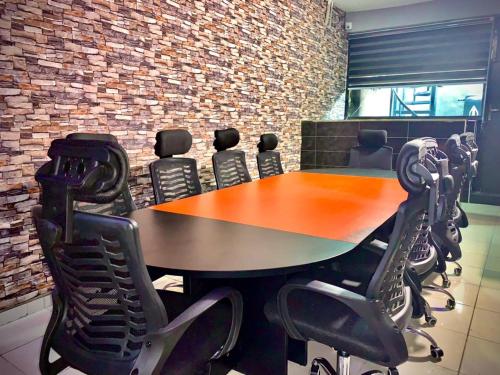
430, 345, 444, 360
442, 280, 451, 288
454, 268, 462, 276
446, 299, 456, 310
387, 368, 399, 375
425, 315, 437, 326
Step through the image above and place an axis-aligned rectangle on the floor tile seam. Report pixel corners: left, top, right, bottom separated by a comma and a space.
465, 333, 500, 347
1, 335, 43, 356
472, 303, 500, 314
1, 355, 27, 374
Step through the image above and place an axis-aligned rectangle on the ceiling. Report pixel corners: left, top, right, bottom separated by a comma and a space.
333, 0, 433, 13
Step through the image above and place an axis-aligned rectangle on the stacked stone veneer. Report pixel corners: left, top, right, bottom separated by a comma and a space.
0, 0, 347, 311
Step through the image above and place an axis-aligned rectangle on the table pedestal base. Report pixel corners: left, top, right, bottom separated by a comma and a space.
186, 275, 307, 375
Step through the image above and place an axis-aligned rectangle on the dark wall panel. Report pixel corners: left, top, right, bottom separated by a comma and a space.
300, 119, 469, 170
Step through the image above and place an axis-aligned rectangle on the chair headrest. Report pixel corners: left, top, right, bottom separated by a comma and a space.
37, 137, 129, 204
35, 137, 130, 240
358, 129, 387, 148
213, 128, 240, 152
154, 129, 192, 158
460, 132, 478, 157
397, 137, 451, 224
258, 133, 278, 153
444, 134, 466, 165
66, 133, 118, 143
460, 132, 476, 148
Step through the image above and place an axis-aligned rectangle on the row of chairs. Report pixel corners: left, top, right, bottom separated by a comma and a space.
32, 129, 477, 375
150, 128, 283, 203
67, 128, 284, 215
266, 134, 478, 375
32, 133, 475, 375
347, 128, 479, 360
71, 127, 395, 215
347, 128, 477, 299
65, 127, 480, 368
77, 126, 478, 358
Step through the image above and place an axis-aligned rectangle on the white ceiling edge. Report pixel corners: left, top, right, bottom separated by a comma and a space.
332, 0, 434, 13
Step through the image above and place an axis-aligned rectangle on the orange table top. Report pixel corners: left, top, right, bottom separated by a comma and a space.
151, 171, 407, 243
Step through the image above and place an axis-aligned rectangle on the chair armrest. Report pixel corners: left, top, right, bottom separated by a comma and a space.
431, 236, 447, 273
277, 278, 370, 340
365, 239, 388, 255
132, 287, 243, 375
276, 278, 406, 360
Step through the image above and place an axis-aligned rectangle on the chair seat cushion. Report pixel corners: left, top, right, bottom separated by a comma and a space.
157, 290, 232, 375
265, 290, 390, 364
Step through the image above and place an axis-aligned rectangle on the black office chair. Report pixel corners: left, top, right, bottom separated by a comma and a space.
149, 129, 202, 204
456, 132, 479, 228
212, 128, 251, 189
266, 138, 446, 375
404, 141, 456, 330
256, 133, 284, 179
431, 134, 469, 280
348, 129, 393, 170
66, 133, 136, 216
355, 140, 455, 331
34, 137, 243, 375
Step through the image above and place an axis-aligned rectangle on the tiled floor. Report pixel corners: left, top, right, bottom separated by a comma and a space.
0, 203, 498, 375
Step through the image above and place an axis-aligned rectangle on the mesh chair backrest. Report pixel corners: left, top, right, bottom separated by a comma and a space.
348, 147, 393, 170
74, 189, 136, 216
408, 212, 432, 262
257, 133, 283, 179
212, 150, 252, 189
150, 129, 202, 203
149, 158, 202, 204
257, 151, 283, 179
367, 138, 442, 316
368, 197, 427, 314
34, 208, 167, 373
212, 128, 252, 189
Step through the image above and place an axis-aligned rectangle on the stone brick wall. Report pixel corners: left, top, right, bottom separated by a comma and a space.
0, 0, 347, 311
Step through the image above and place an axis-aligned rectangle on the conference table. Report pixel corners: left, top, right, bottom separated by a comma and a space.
127, 168, 406, 375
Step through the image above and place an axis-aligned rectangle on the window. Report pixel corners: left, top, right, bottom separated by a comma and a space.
346, 18, 493, 118
347, 83, 484, 118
